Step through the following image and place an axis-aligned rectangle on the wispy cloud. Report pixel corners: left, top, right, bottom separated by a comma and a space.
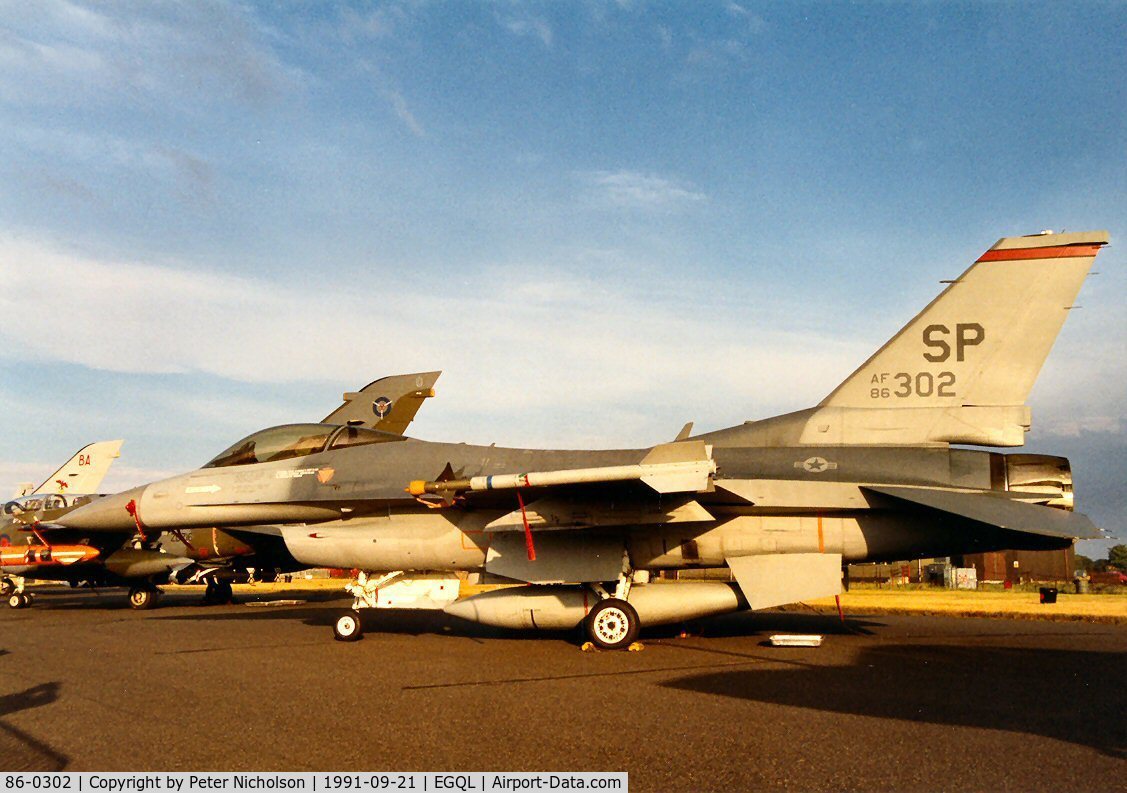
338, 4, 407, 41
724, 2, 768, 34
381, 87, 426, 137
499, 14, 553, 48
0, 237, 866, 447
0, 460, 181, 497
0, 1, 303, 109
5, 124, 217, 209
581, 170, 708, 209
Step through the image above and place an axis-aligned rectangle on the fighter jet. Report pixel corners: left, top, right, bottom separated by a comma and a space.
159, 371, 441, 604
6, 372, 440, 609
1, 440, 130, 607
55, 231, 1109, 647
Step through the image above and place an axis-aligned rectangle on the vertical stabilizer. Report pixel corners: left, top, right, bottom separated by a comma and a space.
821, 231, 1108, 410
32, 440, 124, 495
322, 372, 440, 434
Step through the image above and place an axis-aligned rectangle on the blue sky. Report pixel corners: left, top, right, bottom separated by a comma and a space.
1, 1, 1124, 556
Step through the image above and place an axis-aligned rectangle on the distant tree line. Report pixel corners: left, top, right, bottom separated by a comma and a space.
1074, 544, 1127, 573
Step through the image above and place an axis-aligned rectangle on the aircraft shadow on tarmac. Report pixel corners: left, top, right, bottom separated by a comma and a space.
662, 643, 1126, 758
16, 587, 346, 611
150, 601, 876, 643
0, 681, 69, 771
156, 604, 572, 641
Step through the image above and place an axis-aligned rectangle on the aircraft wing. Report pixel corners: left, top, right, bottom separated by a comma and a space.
406, 441, 717, 584
483, 493, 714, 532
863, 485, 1101, 540
322, 372, 440, 434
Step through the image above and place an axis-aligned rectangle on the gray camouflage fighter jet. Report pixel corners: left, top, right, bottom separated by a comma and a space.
1, 441, 126, 607
5, 373, 439, 609
158, 370, 440, 604
56, 231, 1109, 646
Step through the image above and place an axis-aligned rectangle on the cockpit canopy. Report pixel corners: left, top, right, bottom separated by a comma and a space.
203, 423, 404, 468
3, 493, 72, 515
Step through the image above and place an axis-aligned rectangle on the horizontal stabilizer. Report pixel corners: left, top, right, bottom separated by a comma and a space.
864, 485, 1100, 540
727, 553, 842, 610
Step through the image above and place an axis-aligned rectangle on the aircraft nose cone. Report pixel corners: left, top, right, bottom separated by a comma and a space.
58, 486, 146, 531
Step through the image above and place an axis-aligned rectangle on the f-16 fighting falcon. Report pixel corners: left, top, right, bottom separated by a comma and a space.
1, 440, 123, 607
4, 372, 439, 610
55, 231, 1110, 647
158, 370, 441, 605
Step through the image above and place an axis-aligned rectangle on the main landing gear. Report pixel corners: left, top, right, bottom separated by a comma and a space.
128, 584, 162, 610
583, 551, 644, 651
585, 598, 640, 650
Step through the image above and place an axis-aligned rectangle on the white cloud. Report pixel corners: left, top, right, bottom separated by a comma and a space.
0, 1, 303, 108
1040, 416, 1123, 438
339, 4, 407, 40
581, 170, 708, 209
0, 460, 179, 498
501, 15, 553, 48
724, 2, 768, 34
0, 237, 865, 448
381, 87, 426, 137
2, 236, 1118, 453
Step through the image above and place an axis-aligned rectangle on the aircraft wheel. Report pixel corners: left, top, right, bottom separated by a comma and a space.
216, 580, 234, 604
8, 593, 27, 609
333, 610, 363, 642
0, 578, 14, 596
585, 598, 640, 650
128, 586, 161, 610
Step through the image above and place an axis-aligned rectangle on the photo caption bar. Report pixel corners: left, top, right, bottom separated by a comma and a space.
0, 774, 627, 793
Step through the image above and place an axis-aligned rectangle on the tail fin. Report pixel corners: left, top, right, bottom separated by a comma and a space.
321, 371, 440, 434
32, 440, 124, 495
821, 231, 1108, 409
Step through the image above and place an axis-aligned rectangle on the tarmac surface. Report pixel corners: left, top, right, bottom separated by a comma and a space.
1, 585, 1124, 791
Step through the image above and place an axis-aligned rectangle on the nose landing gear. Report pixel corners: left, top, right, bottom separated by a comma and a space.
333, 610, 363, 642
128, 584, 162, 610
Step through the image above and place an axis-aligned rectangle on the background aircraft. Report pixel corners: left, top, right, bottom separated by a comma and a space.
1, 440, 124, 606
4, 373, 439, 609
55, 231, 1109, 645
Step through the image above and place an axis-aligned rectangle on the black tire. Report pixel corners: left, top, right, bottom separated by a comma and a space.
333, 610, 363, 642
585, 598, 640, 650
0, 578, 13, 596
128, 586, 160, 610
216, 580, 234, 604
8, 593, 24, 609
